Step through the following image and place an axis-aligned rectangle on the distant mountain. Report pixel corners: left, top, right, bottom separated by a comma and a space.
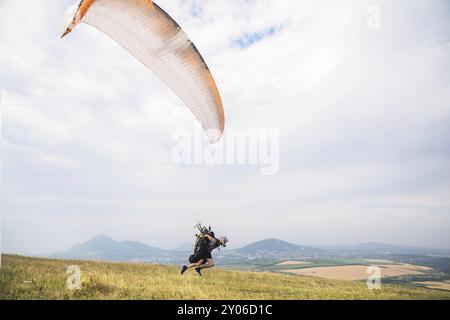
174, 242, 194, 252
237, 239, 325, 257
47, 236, 326, 263
351, 243, 449, 256
48, 235, 447, 265
50, 235, 165, 261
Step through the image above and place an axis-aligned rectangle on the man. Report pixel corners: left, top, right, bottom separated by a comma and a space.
181, 234, 228, 276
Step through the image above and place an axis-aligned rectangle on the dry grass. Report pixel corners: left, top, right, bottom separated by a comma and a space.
1, 255, 450, 300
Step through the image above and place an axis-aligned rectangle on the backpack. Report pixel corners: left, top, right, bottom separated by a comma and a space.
189, 224, 213, 263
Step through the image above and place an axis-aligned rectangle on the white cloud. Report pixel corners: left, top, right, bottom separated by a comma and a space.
1, 0, 449, 253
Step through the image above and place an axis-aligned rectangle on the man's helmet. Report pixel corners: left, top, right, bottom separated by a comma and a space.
219, 236, 229, 247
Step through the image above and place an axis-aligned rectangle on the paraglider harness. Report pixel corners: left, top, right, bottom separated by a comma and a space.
188, 224, 224, 263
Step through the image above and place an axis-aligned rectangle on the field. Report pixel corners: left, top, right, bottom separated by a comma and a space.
418, 281, 450, 291
1, 255, 450, 300
276, 260, 311, 266
283, 264, 429, 281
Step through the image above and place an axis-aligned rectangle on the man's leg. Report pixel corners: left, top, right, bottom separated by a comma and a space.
181, 258, 205, 274
194, 259, 212, 276
198, 258, 214, 270
186, 259, 204, 269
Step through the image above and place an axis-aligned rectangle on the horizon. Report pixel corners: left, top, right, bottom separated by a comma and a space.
2, 0, 450, 255
3, 234, 449, 257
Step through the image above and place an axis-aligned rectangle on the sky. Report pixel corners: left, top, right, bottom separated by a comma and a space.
1, 0, 449, 254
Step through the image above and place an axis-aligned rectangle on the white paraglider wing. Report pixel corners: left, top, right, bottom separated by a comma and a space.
64, 0, 224, 143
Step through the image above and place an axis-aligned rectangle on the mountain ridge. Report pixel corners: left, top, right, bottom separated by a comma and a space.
50, 234, 164, 261
46, 235, 449, 262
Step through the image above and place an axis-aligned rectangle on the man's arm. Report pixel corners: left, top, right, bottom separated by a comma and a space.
200, 234, 214, 241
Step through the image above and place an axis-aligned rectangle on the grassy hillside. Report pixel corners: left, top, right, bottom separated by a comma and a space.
1, 255, 449, 300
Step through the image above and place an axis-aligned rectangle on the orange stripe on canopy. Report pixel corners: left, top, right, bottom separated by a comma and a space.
66, 0, 224, 143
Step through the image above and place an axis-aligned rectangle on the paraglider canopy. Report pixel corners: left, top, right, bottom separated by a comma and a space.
62, 0, 225, 143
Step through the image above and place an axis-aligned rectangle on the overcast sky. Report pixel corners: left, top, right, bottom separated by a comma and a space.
1, 0, 449, 254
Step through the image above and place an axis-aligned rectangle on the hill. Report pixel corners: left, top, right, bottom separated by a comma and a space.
1, 255, 449, 300
50, 235, 164, 261
237, 238, 325, 257
352, 243, 449, 256
173, 242, 194, 252
43, 236, 449, 266
45, 236, 327, 263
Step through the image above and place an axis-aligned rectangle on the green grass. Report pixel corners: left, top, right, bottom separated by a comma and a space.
1, 255, 449, 300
